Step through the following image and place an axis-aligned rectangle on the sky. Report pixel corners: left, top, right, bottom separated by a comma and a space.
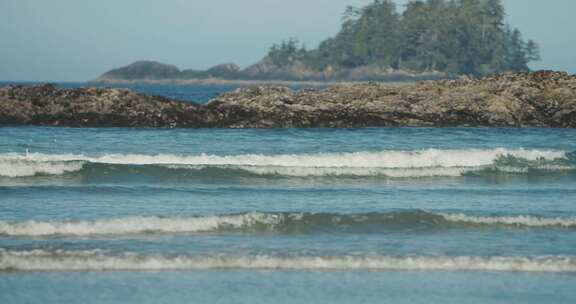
0, 0, 575, 81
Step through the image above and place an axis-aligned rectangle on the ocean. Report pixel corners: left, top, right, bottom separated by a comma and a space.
1, 83, 576, 303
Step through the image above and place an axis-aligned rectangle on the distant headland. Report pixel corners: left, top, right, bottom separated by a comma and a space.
94, 0, 539, 84
94, 60, 447, 85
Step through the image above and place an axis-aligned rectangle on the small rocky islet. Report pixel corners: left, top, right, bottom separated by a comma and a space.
1, 71, 575, 128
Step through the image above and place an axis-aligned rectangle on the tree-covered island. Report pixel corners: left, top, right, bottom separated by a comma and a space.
97, 0, 540, 83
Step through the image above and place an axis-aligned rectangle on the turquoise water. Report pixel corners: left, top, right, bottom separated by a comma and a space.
1, 84, 576, 303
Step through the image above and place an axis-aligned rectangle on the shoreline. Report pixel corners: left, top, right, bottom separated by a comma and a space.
90, 77, 417, 87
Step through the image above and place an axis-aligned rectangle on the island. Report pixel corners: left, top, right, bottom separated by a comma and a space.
94, 0, 539, 84
1, 71, 575, 128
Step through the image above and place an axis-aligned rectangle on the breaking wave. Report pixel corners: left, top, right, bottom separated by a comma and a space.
1, 249, 574, 272
2, 211, 574, 237
0, 148, 573, 178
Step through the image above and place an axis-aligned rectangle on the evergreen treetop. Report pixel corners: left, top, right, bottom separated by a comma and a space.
267, 0, 539, 76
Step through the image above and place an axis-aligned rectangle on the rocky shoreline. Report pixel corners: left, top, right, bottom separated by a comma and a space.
1, 71, 575, 128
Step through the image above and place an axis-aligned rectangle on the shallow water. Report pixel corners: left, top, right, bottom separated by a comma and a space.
1, 84, 576, 303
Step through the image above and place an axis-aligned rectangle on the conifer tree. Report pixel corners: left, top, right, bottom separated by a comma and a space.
266, 0, 539, 76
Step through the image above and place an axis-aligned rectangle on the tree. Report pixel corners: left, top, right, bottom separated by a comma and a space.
525, 40, 541, 62
401, 0, 451, 71
268, 38, 306, 67
265, 0, 539, 76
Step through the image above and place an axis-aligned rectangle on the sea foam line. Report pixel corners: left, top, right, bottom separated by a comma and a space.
1, 212, 575, 237
0, 250, 574, 272
0, 213, 280, 236
0, 159, 85, 178
441, 213, 576, 228
0, 148, 568, 177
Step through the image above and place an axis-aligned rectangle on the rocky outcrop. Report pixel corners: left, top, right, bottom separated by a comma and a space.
2, 71, 576, 128
0, 84, 205, 127
204, 71, 576, 128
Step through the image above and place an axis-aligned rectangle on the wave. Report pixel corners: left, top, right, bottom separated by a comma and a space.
0, 213, 277, 236
0, 249, 574, 272
441, 213, 576, 227
0, 159, 84, 178
2, 211, 574, 237
0, 148, 573, 178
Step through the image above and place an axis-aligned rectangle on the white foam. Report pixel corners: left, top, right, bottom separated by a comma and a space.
441, 213, 576, 228
0, 213, 280, 237
0, 159, 84, 177
3, 148, 566, 167
2, 212, 574, 237
210, 165, 476, 177
0, 148, 568, 177
1, 250, 574, 272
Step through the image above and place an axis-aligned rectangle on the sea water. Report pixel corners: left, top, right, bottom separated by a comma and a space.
1, 84, 576, 303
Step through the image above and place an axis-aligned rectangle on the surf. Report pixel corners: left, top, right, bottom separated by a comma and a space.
0, 148, 572, 178
2, 211, 575, 237
1, 249, 574, 272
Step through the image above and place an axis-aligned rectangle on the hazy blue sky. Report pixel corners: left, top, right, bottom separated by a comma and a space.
1, 0, 575, 81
